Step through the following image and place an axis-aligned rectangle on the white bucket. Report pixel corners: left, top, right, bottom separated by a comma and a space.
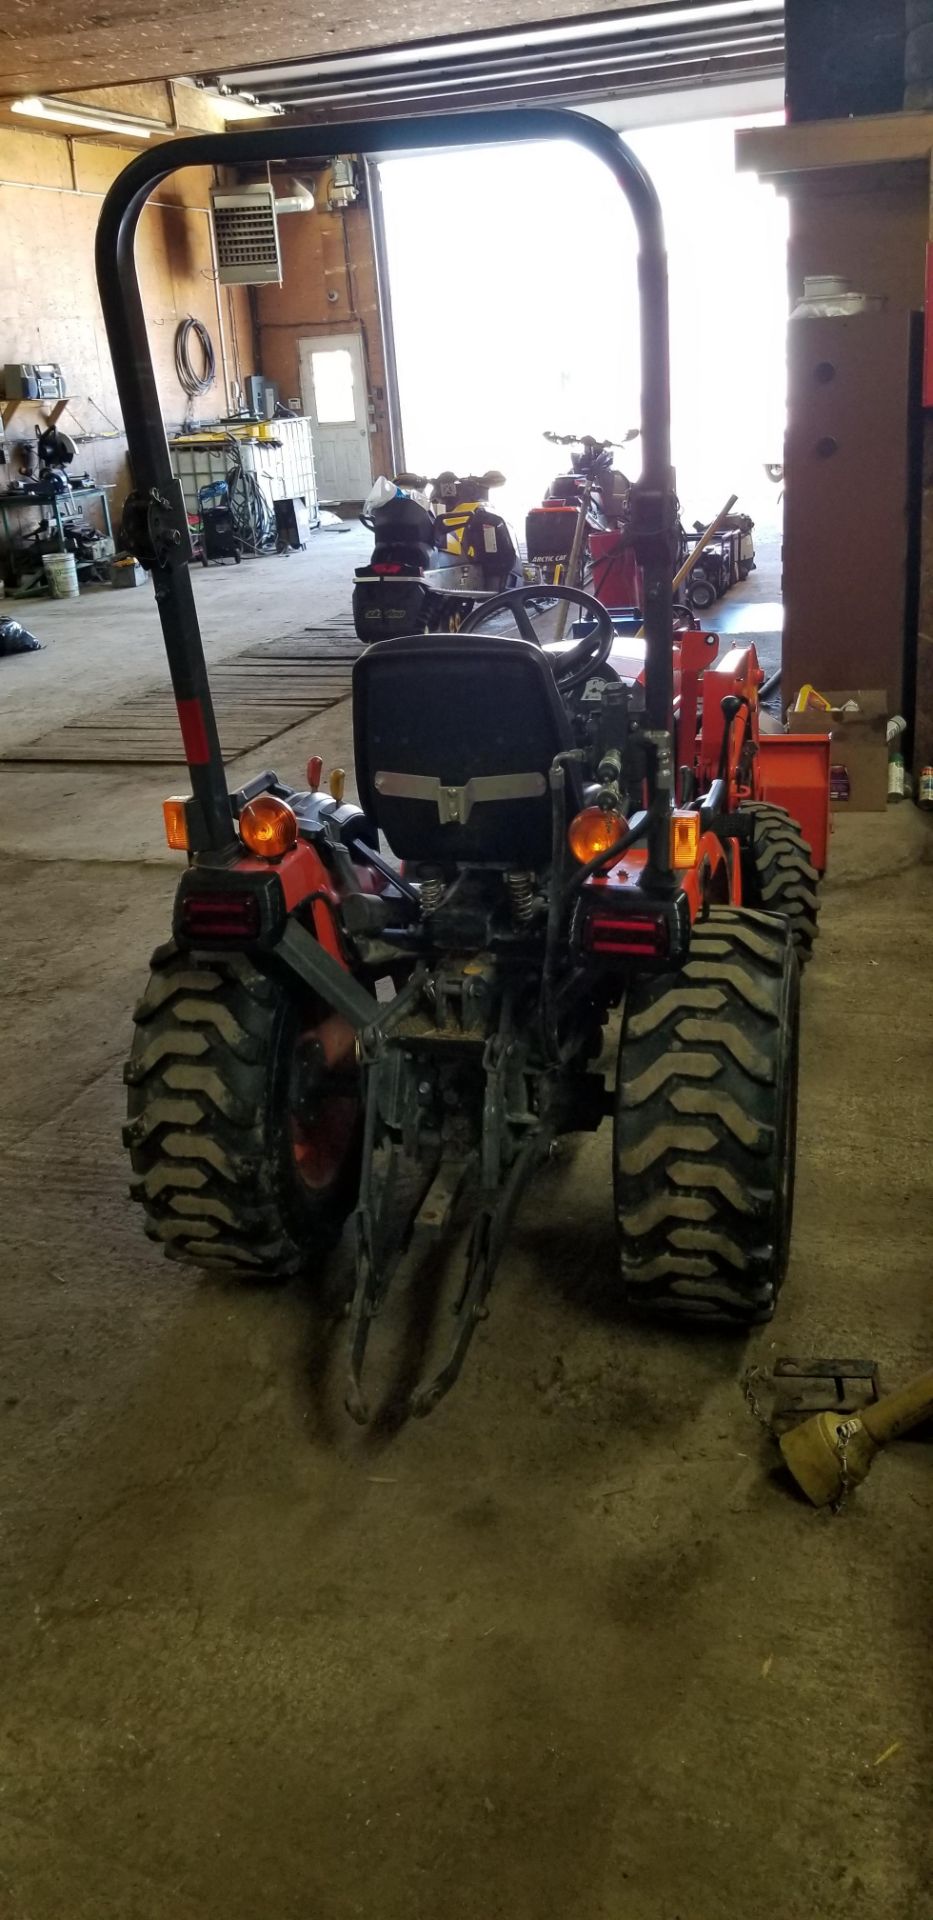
43, 552, 79, 599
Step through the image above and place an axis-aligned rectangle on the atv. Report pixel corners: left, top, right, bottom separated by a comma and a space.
351, 467, 523, 641
98, 105, 830, 1421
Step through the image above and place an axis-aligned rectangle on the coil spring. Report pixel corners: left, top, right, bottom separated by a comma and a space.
506, 870, 535, 926
420, 875, 444, 915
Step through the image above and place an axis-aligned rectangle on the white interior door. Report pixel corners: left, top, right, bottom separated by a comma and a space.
298, 332, 372, 504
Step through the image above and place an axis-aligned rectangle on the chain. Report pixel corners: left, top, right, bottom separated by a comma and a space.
743, 1370, 859, 1515
830, 1417, 858, 1515
742, 1365, 774, 1434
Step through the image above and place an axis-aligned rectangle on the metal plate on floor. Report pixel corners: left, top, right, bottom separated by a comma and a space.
0, 627, 361, 766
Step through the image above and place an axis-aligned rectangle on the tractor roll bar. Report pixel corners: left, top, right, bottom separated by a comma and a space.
96, 108, 675, 863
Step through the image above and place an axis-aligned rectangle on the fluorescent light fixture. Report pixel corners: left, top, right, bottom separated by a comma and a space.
10, 95, 158, 139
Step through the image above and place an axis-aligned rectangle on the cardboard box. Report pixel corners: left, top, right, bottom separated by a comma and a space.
786, 690, 888, 811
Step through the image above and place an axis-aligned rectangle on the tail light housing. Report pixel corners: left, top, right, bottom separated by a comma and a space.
173, 866, 287, 948
583, 910, 670, 958
177, 891, 262, 943
577, 884, 691, 966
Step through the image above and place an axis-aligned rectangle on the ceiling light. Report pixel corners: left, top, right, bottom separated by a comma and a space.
10, 96, 158, 139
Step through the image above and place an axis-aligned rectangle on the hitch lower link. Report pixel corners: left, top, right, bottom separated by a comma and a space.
344, 995, 549, 1422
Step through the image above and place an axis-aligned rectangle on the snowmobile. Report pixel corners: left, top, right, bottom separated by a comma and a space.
352, 467, 523, 640
525, 430, 642, 608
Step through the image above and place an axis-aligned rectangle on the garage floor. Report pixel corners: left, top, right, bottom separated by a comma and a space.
2, 540, 932, 1920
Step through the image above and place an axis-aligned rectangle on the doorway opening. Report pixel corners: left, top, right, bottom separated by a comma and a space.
377, 110, 787, 664
299, 330, 373, 506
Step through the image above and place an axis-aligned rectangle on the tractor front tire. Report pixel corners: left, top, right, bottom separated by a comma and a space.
124, 946, 360, 1276
739, 800, 820, 965
614, 908, 799, 1323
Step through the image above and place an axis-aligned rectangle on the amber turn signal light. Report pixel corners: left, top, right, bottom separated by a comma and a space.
670, 809, 701, 869
239, 792, 299, 860
162, 796, 190, 852
567, 805, 626, 865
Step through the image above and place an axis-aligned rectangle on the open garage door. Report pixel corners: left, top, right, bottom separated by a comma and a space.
375, 111, 788, 537
216, 2, 784, 120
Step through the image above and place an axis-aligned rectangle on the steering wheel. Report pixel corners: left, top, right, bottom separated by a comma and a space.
458, 583, 615, 691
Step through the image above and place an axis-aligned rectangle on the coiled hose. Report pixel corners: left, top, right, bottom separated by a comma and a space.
174, 315, 215, 422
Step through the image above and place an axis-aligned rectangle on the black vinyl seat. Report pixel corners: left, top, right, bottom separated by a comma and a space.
369, 541, 435, 571
369, 496, 437, 545
367, 495, 438, 572
353, 633, 583, 869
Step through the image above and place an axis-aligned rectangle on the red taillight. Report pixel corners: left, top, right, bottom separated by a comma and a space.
584, 912, 669, 958
372, 562, 404, 574
179, 892, 261, 942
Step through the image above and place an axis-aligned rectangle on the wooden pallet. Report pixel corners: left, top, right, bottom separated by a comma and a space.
1, 628, 361, 766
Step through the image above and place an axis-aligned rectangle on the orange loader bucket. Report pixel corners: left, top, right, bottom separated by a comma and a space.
757, 731, 832, 872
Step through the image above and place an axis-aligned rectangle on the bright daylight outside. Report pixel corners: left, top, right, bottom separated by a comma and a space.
379, 113, 787, 539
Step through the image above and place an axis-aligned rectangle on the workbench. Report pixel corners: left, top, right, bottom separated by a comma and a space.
0, 485, 115, 576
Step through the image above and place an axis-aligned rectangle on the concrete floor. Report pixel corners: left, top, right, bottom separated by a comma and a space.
2, 540, 933, 1919
0, 526, 370, 864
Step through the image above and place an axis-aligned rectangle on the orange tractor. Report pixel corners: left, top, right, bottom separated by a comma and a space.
98, 107, 829, 1419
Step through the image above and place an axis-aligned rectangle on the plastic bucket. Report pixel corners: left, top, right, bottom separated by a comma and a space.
43, 552, 79, 599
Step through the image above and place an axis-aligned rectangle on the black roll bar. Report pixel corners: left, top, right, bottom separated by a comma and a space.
96, 107, 675, 866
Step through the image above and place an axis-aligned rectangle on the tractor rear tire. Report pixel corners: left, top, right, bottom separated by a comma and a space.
614, 907, 799, 1323
739, 800, 820, 965
123, 945, 360, 1276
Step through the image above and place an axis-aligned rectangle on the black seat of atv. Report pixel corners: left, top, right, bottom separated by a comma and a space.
353, 633, 583, 868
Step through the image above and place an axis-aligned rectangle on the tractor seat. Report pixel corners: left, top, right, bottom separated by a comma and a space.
352, 633, 583, 869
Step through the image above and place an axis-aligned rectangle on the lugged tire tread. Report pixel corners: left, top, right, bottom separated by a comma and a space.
614, 907, 799, 1323
125, 945, 356, 1277
739, 800, 820, 963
